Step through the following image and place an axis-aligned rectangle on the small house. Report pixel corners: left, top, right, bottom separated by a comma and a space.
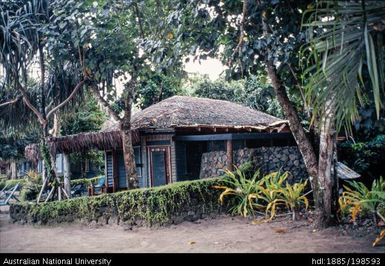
26, 96, 308, 192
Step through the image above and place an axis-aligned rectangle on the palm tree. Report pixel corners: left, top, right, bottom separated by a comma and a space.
302, 0, 385, 225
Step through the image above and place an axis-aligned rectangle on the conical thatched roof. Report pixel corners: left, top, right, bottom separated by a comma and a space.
25, 96, 288, 159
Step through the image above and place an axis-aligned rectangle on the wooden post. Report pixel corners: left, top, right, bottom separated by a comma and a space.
10, 161, 17, 179
63, 153, 71, 198
112, 151, 118, 192
226, 139, 233, 171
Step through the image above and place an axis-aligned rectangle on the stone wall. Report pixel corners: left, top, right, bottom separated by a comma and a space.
200, 146, 307, 182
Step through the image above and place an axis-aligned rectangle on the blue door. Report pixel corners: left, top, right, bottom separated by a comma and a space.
149, 147, 170, 187
118, 152, 127, 189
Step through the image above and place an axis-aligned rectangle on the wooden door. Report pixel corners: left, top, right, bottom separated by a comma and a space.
148, 147, 171, 187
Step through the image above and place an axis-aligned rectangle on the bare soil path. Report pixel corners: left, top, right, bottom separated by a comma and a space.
0, 211, 384, 253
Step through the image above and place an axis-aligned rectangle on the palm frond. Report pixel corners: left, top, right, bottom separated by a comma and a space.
302, 0, 385, 132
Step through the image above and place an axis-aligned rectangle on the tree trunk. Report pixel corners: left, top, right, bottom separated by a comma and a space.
121, 80, 138, 189
63, 153, 71, 198
37, 125, 61, 202
121, 127, 138, 189
266, 61, 320, 204
316, 96, 337, 227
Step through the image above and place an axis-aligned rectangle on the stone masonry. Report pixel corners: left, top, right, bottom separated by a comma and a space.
199, 146, 307, 182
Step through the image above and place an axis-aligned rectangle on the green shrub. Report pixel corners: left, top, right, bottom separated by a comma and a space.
0, 178, 27, 190
339, 176, 385, 223
10, 177, 227, 226
276, 180, 309, 221
19, 171, 42, 202
339, 135, 385, 180
213, 167, 262, 217
214, 167, 310, 220
71, 176, 103, 187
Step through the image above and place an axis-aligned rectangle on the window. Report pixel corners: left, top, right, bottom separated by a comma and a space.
134, 147, 142, 180
84, 159, 90, 172
56, 154, 63, 175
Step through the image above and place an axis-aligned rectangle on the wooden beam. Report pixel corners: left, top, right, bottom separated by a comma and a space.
175, 132, 293, 141
226, 139, 233, 171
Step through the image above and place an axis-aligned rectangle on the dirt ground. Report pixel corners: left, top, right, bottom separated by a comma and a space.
0, 209, 384, 253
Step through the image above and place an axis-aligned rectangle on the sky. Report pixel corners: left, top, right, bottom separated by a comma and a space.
184, 57, 226, 81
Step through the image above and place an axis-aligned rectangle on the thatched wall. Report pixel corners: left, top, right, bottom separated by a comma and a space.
25, 130, 140, 161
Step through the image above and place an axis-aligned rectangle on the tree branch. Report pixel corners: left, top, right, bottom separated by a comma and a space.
16, 81, 46, 125
286, 62, 309, 114
229, 0, 249, 64
0, 96, 22, 108
133, 2, 145, 39
90, 84, 122, 122
38, 42, 46, 118
46, 79, 87, 120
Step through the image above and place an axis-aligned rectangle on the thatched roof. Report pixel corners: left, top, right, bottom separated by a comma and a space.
131, 96, 283, 129
25, 96, 289, 159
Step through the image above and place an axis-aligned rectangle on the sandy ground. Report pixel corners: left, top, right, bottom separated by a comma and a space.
0, 209, 384, 253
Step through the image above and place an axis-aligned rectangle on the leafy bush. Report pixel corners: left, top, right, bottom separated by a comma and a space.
0, 178, 27, 190
19, 171, 42, 201
214, 167, 310, 220
71, 176, 103, 187
254, 171, 289, 219
213, 167, 262, 217
339, 177, 385, 223
338, 135, 385, 181
276, 180, 309, 221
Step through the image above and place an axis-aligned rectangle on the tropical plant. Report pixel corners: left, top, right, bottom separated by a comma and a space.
339, 135, 385, 181
214, 168, 311, 221
251, 171, 310, 221
301, 0, 385, 226
213, 167, 262, 217
339, 177, 385, 223
20, 170, 42, 201
277, 180, 309, 221
302, 0, 385, 132
253, 171, 289, 220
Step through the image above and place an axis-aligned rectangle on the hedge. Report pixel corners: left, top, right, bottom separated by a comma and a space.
10, 177, 228, 226
71, 176, 103, 186
0, 179, 27, 190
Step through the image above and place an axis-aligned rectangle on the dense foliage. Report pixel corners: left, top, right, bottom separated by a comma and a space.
187, 74, 296, 119
338, 135, 385, 183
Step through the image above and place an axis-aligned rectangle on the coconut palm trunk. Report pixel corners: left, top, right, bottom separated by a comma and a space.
316, 96, 338, 226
